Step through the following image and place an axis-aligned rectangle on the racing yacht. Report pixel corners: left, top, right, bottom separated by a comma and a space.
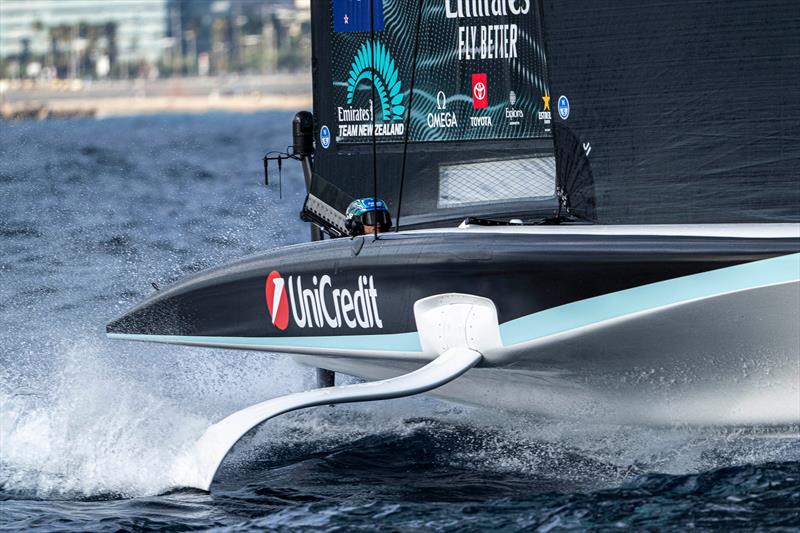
107, 0, 800, 490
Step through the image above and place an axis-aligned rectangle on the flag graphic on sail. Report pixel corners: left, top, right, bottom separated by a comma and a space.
333, 0, 385, 33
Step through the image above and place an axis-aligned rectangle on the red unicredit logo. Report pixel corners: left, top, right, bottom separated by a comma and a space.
265, 271, 383, 331
472, 73, 488, 109
266, 270, 289, 330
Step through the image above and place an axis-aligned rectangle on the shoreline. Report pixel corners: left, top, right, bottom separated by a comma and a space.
0, 74, 312, 120
1, 94, 313, 120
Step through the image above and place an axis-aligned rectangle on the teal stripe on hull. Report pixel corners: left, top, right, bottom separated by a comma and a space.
107, 330, 424, 353
501, 252, 800, 346
108, 253, 800, 352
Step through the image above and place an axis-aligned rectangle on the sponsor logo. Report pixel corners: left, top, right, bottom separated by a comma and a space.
266, 271, 289, 330
319, 125, 331, 149
338, 104, 373, 122
505, 109, 523, 123
333, 0, 384, 33
557, 95, 570, 120
452, 1, 529, 60
446, 0, 531, 18
505, 90, 523, 126
469, 76, 491, 127
472, 73, 488, 108
345, 41, 404, 122
538, 94, 551, 131
265, 272, 383, 330
339, 41, 405, 139
426, 91, 459, 129
470, 116, 493, 127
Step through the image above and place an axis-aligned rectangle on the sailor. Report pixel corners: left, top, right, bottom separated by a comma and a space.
344, 197, 392, 236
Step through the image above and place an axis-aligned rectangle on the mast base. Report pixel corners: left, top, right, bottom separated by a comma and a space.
315, 368, 335, 388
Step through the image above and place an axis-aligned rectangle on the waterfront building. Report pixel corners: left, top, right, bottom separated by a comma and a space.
0, 0, 168, 78
0, 0, 310, 79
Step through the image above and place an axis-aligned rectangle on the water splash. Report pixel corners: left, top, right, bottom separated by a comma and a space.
2, 333, 797, 500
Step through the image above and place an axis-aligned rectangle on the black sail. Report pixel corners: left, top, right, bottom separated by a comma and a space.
308, 0, 799, 227
540, 0, 800, 223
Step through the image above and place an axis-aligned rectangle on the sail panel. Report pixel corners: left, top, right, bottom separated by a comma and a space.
328, 0, 551, 144
310, 0, 559, 227
541, 0, 800, 223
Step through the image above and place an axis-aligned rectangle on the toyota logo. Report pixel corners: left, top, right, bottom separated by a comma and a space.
473, 82, 486, 101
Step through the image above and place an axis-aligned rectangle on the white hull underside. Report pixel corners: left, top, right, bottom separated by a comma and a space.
295, 281, 800, 426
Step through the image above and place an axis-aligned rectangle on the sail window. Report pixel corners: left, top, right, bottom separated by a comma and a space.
438, 156, 555, 209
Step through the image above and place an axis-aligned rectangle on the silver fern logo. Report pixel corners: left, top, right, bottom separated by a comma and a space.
346, 41, 405, 122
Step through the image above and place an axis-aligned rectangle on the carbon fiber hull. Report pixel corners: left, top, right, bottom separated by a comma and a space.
108, 224, 800, 425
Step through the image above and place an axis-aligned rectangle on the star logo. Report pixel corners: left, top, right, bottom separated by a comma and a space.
542, 95, 550, 111
344, 14, 349, 24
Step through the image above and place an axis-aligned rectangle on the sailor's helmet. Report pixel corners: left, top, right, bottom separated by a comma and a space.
344, 197, 392, 235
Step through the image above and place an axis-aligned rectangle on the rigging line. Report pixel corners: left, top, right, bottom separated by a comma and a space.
396, 0, 425, 232
369, 0, 378, 240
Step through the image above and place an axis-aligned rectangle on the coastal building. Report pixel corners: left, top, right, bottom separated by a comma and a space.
168, 0, 310, 75
0, 0, 168, 77
0, 0, 310, 79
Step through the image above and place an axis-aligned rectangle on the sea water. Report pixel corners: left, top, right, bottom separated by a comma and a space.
0, 113, 797, 531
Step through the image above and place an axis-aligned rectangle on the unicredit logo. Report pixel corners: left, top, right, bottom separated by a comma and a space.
266, 271, 289, 330
265, 272, 383, 330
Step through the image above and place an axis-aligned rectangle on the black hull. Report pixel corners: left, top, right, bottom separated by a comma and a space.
108, 226, 798, 340
107, 225, 800, 425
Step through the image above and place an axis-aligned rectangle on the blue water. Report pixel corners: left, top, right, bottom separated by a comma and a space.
1, 113, 798, 531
